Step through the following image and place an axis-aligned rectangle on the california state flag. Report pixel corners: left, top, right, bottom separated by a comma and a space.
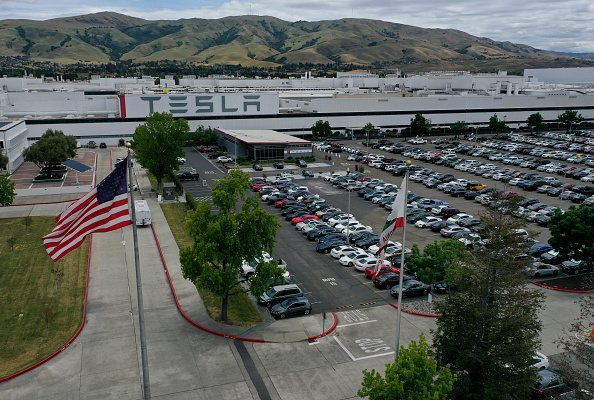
375, 176, 408, 275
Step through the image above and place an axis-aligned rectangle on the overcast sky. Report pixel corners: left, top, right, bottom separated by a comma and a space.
3, 0, 594, 53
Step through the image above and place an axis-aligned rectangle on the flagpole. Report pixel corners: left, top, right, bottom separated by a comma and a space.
127, 144, 151, 399
394, 160, 411, 360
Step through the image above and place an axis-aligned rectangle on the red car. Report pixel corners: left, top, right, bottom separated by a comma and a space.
252, 183, 270, 191
364, 265, 400, 279
357, 176, 371, 182
275, 199, 292, 208
199, 147, 216, 153
292, 214, 319, 225
501, 191, 519, 199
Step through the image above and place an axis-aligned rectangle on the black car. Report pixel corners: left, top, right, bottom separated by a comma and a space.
560, 259, 590, 275
176, 171, 200, 181
273, 162, 284, 169
429, 221, 451, 232
307, 227, 337, 240
301, 169, 314, 177
354, 235, 380, 249
318, 233, 347, 244
390, 280, 431, 298
296, 159, 308, 168
406, 212, 431, 224
373, 272, 411, 290
253, 164, 263, 171
540, 249, 571, 265
316, 239, 349, 253
433, 280, 459, 294
281, 206, 307, 216
531, 369, 577, 400
99, 142, 107, 148
349, 231, 377, 244
270, 297, 312, 319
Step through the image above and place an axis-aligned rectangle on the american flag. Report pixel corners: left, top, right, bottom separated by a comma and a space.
43, 157, 132, 262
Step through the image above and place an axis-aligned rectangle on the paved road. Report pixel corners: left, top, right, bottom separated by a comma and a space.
0, 144, 585, 399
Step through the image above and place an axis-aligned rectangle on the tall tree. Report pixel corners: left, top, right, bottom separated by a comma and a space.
410, 113, 432, 135
526, 112, 545, 133
0, 153, 8, 170
450, 121, 468, 140
557, 110, 584, 132
311, 120, 332, 138
22, 129, 77, 176
555, 292, 594, 395
548, 205, 594, 276
358, 333, 455, 400
180, 169, 284, 322
488, 114, 507, 131
0, 172, 17, 206
405, 239, 465, 285
189, 125, 219, 146
132, 112, 189, 189
432, 203, 544, 400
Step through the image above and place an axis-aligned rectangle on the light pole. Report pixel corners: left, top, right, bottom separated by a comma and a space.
126, 143, 151, 400
346, 186, 351, 244
394, 160, 412, 360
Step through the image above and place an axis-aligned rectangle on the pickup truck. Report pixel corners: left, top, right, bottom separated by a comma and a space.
176, 171, 200, 181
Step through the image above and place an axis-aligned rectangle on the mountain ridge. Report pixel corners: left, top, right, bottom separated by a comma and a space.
0, 12, 592, 73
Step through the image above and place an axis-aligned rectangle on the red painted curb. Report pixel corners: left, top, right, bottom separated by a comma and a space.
530, 281, 594, 294
150, 224, 265, 342
308, 312, 338, 340
390, 302, 442, 318
0, 235, 92, 383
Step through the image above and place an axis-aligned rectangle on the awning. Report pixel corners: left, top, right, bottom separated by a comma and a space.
62, 159, 92, 173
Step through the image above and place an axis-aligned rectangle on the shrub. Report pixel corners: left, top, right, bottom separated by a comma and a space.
185, 192, 198, 210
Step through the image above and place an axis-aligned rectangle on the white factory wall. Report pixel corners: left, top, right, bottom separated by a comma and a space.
1, 120, 29, 173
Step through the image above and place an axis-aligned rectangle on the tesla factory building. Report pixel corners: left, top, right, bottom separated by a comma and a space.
216, 129, 312, 161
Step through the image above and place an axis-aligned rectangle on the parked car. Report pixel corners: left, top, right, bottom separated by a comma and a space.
525, 243, 554, 257
273, 162, 285, 169
364, 265, 401, 279
217, 155, 233, 163
252, 164, 263, 171
561, 259, 590, 275
316, 239, 349, 253
258, 284, 303, 308
390, 280, 432, 298
269, 297, 312, 319
295, 159, 308, 167
440, 225, 470, 237
373, 272, 411, 290
301, 169, 314, 177
526, 262, 559, 278
99, 142, 107, 148
530, 369, 577, 400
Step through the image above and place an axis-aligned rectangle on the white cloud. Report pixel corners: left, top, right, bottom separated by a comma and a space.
1, 0, 593, 52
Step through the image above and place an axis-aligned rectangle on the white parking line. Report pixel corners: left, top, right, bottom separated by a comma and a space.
336, 320, 377, 328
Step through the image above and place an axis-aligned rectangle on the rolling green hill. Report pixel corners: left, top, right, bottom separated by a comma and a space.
0, 12, 592, 72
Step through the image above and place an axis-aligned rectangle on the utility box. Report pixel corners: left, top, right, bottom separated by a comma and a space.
163, 183, 176, 200
134, 200, 152, 226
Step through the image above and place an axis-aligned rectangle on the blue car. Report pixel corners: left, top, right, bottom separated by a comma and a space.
525, 243, 554, 257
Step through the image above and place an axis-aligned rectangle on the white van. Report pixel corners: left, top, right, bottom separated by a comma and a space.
134, 200, 152, 226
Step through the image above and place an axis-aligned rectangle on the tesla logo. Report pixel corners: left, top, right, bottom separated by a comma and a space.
139, 95, 261, 115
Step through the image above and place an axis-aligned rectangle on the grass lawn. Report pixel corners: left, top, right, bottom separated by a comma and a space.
160, 203, 263, 327
0, 217, 88, 379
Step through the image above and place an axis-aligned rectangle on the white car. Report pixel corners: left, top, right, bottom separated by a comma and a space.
177, 157, 186, 164
328, 214, 355, 226
331, 245, 359, 259
354, 256, 388, 272
446, 213, 473, 225
341, 225, 372, 235
217, 155, 233, 163
334, 220, 362, 231
532, 352, 549, 370
301, 220, 327, 233
431, 205, 449, 215
368, 241, 402, 255
339, 250, 371, 266
415, 216, 441, 228
241, 252, 272, 277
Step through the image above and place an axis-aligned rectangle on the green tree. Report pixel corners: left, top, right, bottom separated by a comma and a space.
450, 121, 468, 140
180, 169, 284, 322
526, 112, 545, 133
22, 129, 77, 176
358, 333, 455, 400
132, 112, 189, 190
488, 114, 507, 131
548, 205, 594, 275
432, 205, 544, 400
0, 154, 8, 170
557, 110, 584, 132
410, 113, 432, 135
189, 125, 219, 146
405, 240, 465, 285
311, 120, 332, 138
0, 172, 16, 206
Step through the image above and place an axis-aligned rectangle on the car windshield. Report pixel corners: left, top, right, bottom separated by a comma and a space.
265, 288, 278, 297
280, 298, 296, 308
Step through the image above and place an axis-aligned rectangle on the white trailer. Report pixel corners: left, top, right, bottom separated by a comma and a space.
134, 200, 152, 226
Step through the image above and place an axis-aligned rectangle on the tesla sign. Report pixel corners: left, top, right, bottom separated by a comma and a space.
121, 93, 279, 118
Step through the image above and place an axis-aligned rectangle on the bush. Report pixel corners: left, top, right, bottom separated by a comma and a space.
185, 192, 198, 211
